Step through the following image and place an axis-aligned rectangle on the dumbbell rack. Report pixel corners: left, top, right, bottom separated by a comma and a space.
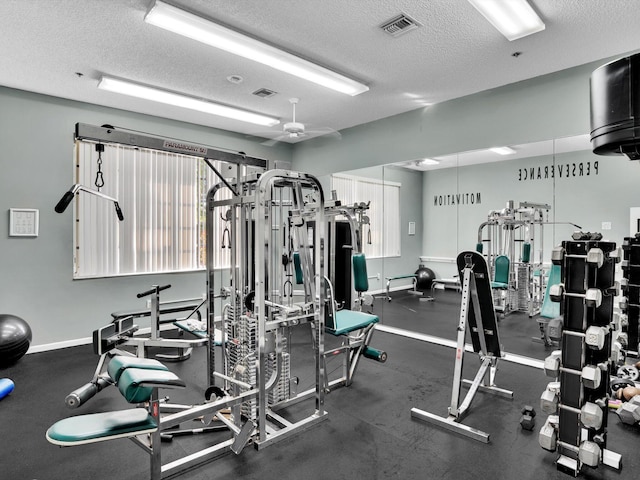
540, 239, 621, 476
621, 235, 640, 357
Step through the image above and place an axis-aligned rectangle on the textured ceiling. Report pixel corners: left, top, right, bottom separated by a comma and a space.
1, 0, 639, 145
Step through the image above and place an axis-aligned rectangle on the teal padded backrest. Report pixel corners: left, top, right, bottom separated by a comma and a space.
116, 368, 184, 404
494, 255, 510, 284
522, 243, 531, 263
118, 368, 154, 403
107, 356, 168, 383
352, 253, 369, 293
293, 252, 303, 285
476, 243, 483, 253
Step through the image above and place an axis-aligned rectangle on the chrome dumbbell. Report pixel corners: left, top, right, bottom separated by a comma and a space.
578, 440, 601, 467
551, 246, 565, 265
538, 415, 559, 452
540, 381, 561, 414
580, 401, 605, 430
549, 284, 602, 308
581, 364, 606, 390
544, 351, 561, 378
617, 395, 640, 425
547, 317, 564, 342
585, 325, 609, 350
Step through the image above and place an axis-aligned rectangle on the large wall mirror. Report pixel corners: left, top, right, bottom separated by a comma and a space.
327, 133, 640, 361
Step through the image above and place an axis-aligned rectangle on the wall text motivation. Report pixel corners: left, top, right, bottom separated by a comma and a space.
433, 192, 481, 206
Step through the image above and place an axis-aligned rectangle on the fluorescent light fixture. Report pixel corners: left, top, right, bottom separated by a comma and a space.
97, 76, 280, 127
468, 0, 545, 41
420, 158, 440, 165
144, 1, 369, 96
490, 146, 516, 155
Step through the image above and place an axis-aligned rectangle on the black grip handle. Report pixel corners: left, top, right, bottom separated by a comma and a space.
137, 284, 172, 298
54, 190, 75, 213
114, 201, 124, 221
65, 376, 110, 408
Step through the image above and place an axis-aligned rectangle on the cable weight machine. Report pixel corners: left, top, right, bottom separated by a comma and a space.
206, 166, 329, 449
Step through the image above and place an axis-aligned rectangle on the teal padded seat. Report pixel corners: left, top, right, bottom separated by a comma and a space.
107, 356, 168, 382
329, 310, 379, 336
326, 251, 378, 335
46, 364, 185, 448
490, 255, 510, 289
46, 408, 158, 446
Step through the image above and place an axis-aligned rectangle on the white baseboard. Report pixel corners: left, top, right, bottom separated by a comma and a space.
28, 337, 93, 354
369, 284, 414, 296
27, 323, 180, 354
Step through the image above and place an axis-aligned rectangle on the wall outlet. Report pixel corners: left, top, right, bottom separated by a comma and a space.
602, 221, 612, 230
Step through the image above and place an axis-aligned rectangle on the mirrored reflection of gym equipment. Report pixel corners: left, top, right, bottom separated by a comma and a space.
477, 200, 550, 316
477, 200, 582, 317
411, 251, 513, 443
321, 201, 387, 389
478, 200, 571, 317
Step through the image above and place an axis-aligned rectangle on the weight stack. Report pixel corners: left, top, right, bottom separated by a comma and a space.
621, 235, 640, 356
542, 239, 618, 476
517, 264, 530, 313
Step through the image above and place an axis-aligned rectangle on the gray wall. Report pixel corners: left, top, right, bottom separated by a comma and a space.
380, 165, 423, 283
3, 51, 636, 348
0, 86, 292, 348
319, 165, 424, 293
292, 58, 602, 176
423, 148, 638, 278
291, 53, 638, 280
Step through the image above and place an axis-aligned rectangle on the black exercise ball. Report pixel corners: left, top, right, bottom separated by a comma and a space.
415, 266, 436, 291
0, 314, 32, 367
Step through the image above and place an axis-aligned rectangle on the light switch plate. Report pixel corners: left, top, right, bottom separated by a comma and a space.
9, 208, 39, 237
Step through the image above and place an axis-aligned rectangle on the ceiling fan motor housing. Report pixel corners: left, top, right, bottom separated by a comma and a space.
284, 121, 305, 135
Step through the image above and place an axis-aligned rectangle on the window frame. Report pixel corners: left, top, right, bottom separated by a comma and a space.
330, 173, 401, 259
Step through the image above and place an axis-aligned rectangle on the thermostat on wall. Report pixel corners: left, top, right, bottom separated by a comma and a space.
9, 208, 39, 237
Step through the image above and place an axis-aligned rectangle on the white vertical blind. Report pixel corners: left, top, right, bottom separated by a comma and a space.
330, 173, 401, 258
75, 141, 230, 278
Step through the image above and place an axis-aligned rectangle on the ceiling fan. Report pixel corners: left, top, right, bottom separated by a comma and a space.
257, 98, 341, 146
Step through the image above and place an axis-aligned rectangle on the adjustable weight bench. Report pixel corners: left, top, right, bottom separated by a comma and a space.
46, 356, 185, 479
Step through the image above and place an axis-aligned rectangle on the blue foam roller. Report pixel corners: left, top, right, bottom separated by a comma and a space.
0, 378, 15, 400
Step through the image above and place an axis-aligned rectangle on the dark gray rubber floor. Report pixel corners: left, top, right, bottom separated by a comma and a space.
1, 295, 638, 479
378, 289, 556, 360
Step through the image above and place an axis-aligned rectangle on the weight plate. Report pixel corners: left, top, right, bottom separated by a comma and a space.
617, 364, 640, 381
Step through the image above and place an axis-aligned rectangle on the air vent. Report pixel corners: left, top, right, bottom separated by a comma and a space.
252, 88, 277, 98
380, 13, 421, 37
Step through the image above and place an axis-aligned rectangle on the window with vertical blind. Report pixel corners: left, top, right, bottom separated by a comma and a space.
74, 141, 230, 278
330, 173, 401, 258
